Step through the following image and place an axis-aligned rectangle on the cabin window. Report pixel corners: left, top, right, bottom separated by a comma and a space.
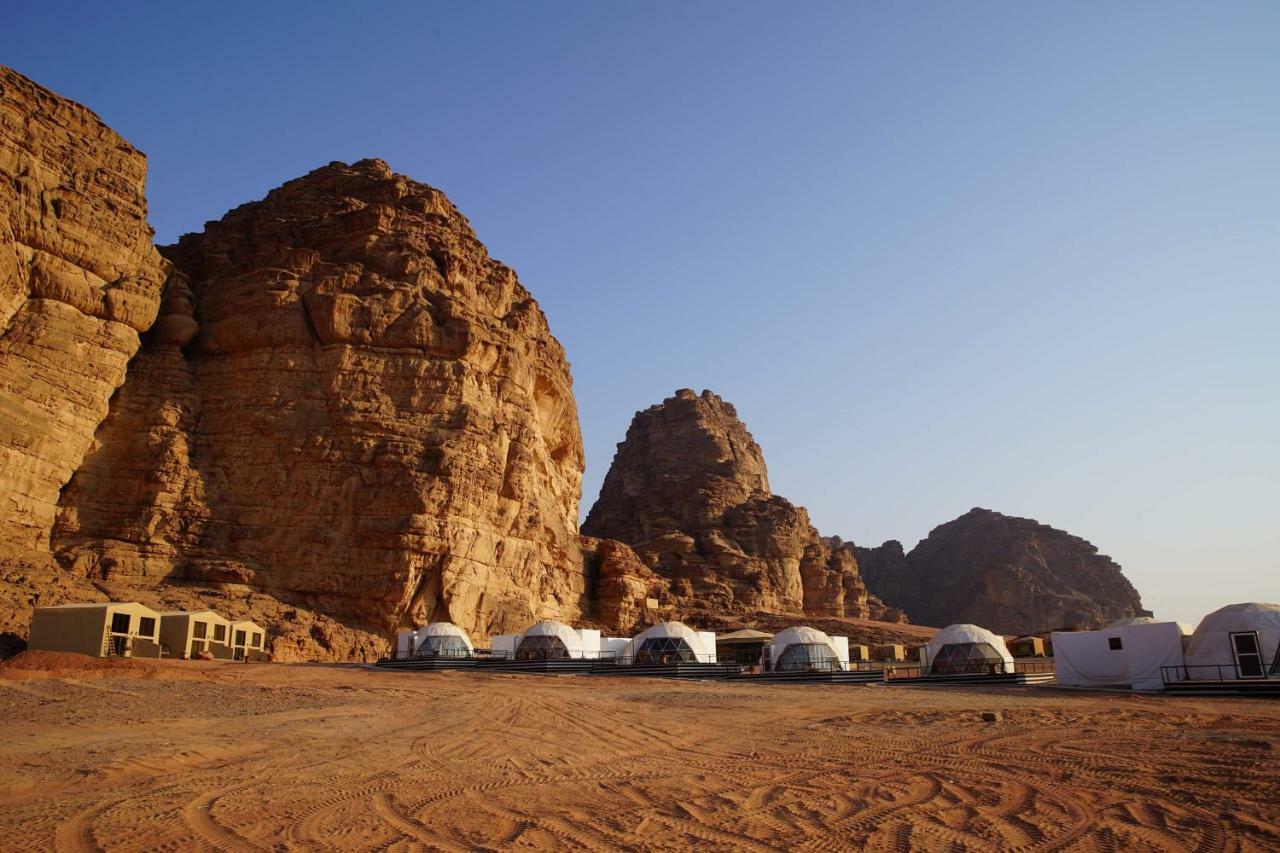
193, 621, 208, 639
138, 617, 156, 637
214, 624, 226, 642
235, 629, 247, 646
1108, 637, 1123, 651
110, 613, 131, 634
252, 632, 263, 648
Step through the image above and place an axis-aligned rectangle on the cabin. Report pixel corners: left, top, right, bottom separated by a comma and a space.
848, 644, 870, 663
1053, 619, 1191, 691
229, 620, 268, 661
159, 610, 234, 659
872, 643, 906, 662
28, 602, 162, 659
1008, 636, 1046, 658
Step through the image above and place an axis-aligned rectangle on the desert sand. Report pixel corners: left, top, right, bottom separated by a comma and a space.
1, 654, 1278, 851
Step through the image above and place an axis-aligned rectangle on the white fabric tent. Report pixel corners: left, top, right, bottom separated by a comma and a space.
1183, 603, 1280, 680
626, 622, 716, 663
767, 626, 849, 671
924, 624, 1014, 675
1053, 621, 1189, 691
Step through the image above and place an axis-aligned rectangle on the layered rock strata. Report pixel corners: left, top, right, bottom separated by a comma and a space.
0, 67, 170, 640
48, 158, 589, 657
582, 389, 894, 621
856, 507, 1147, 635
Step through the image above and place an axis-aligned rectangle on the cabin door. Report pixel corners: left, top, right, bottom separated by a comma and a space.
1230, 632, 1264, 678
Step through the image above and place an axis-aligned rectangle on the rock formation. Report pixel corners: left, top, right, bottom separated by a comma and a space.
582, 389, 896, 621
47, 157, 589, 658
0, 67, 170, 644
856, 507, 1147, 635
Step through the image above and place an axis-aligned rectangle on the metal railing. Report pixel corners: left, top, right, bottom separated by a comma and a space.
603, 653, 723, 666
1162, 663, 1280, 684
1014, 661, 1056, 674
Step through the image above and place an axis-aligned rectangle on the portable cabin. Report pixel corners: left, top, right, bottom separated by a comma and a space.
766, 627, 849, 672
1182, 603, 1280, 681
872, 643, 906, 662
159, 610, 233, 659
1008, 636, 1046, 658
924, 624, 1014, 676
848, 644, 870, 663
28, 602, 162, 658
625, 622, 717, 664
1052, 619, 1191, 690
229, 620, 268, 661
715, 629, 773, 667
490, 620, 603, 660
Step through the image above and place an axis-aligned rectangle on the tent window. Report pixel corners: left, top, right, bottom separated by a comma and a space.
1108, 637, 1123, 651
193, 621, 208, 639
110, 613, 131, 634
137, 617, 156, 637
213, 624, 226, 642
635, 636, 697, 664
776, 643, 841, 672
417, 635, 469, 658
516, 635, 570, 660
235, 629, 247, 646
1230, 632, 1264, 678
931, 642, 1007, 675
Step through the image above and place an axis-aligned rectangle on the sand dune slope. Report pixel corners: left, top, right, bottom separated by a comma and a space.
1, 657, 1278, 850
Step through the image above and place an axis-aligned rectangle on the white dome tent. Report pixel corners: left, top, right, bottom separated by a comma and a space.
412, 622, 474, 658
925, 624, 1014, 676
767, 627, 849, 672
626, 622, 716, 664
1183, 603, 1280, 680
515, 620, 587, 660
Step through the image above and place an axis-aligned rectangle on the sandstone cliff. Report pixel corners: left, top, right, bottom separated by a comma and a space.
0, 68, 170, 645
47, 158, 588, 658
582, 389, 895, 621
856, 507, 1147, 635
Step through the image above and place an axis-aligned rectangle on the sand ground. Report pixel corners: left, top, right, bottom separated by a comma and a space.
1, 654, 1277, 851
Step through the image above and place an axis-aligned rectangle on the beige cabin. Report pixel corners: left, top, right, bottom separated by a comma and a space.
230, 620, 268, 661
28, 602, 162, 659
848, 644, 870, 662
1009, 636, 1047, 658
159, 610, 234, 659
872, 643, 907, 662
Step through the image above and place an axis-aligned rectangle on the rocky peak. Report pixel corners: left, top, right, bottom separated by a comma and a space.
583, 390, 893, 621
857, 508, 1147, 635
48, 154, 587, 659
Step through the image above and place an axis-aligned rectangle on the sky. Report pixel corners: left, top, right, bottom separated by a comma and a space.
5, 2, 1277, 624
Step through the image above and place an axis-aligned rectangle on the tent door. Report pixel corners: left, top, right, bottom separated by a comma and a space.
1230, 632, 1264, 678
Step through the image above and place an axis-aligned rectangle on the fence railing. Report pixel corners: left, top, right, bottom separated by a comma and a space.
1162, 663, 1279, 684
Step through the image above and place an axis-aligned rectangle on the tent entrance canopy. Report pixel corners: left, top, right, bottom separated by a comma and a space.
931, 642, 1009, 675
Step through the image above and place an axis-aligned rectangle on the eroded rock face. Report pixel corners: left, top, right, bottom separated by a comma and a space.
856, 508, 1147, 635
51, 158, 588, 658
0, 67, 170, 638
582, 389, 887, 620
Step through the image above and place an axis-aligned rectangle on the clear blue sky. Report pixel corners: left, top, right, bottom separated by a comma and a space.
6, 2, 1277, 624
